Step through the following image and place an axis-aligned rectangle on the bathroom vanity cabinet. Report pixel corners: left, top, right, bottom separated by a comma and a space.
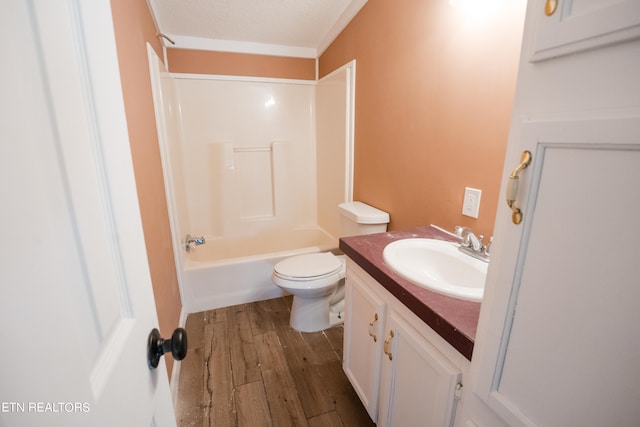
343, 259, 469, 427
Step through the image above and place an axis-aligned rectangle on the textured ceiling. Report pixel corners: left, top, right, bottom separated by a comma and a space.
147, 0, 367, 58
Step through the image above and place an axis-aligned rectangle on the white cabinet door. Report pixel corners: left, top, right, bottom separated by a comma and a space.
0, 1, 175, 426
343, 265, 387, 421
378, 311, 462, 427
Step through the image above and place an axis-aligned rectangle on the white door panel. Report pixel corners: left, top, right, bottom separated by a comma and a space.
486, 117, 640, 427
458, 0, 640, 425
1, 1, 175, 425
531, 0, 640, 61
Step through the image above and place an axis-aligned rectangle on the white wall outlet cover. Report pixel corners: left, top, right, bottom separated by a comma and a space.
462, 187, 481, 218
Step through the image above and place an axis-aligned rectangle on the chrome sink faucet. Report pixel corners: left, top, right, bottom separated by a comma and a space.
455, 226, 491, 262
185, 234, 205, 252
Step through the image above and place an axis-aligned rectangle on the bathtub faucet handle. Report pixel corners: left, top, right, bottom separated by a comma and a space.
185, 234, 206, 252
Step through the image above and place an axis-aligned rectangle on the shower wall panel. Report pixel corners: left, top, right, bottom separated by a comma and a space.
175, 78, 317, 240
316, 65, 353, 238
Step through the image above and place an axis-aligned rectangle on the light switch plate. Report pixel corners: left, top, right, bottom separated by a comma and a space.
462, 187, 481, 218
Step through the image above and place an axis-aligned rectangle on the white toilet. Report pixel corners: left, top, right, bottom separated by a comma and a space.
272, 202, 390, 332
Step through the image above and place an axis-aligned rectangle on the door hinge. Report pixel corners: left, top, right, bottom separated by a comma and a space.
454, 383, 463, 400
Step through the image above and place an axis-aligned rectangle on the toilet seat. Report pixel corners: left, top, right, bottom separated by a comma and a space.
273, 252, 343, 281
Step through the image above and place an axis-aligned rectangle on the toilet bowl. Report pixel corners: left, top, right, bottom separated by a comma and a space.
272, 252, 346, 332
271, 201, 390, 332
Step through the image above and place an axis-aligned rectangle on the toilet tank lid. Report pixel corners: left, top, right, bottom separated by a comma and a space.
339, 201, 390, 224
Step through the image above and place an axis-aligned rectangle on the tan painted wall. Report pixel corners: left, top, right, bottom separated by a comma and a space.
320, 0, 526, 237
167, 49, 316, 80
110, 0, 181, 377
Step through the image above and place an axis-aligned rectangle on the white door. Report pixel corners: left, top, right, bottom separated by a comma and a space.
460, 0, 640, 426
0, 1, 176, 426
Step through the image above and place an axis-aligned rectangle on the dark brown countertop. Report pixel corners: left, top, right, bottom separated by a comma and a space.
339, 225, 481, 360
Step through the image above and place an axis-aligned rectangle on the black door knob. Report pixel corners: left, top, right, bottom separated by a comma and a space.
147, 327, 188, 369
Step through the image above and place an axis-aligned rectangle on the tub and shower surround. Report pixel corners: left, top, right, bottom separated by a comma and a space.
171, 76, 333, 312
175, 78, 320, 245
151, 63, 355, 313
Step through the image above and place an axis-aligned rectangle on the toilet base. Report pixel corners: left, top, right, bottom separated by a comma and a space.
329, 299, 345, 327
329, 309, 344, 328
289, 295, 345, 332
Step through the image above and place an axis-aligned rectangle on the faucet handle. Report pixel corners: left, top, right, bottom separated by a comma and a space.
477, 235, 485, 250
455, 226, 473, 241
484, 236, 493, 255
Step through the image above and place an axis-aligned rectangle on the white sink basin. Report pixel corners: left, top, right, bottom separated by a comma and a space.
382, 238, 488, 302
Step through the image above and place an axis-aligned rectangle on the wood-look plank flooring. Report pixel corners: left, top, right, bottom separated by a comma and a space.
175, 296, 375, 427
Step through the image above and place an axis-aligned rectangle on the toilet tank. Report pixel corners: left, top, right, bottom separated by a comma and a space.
338, 202, 390, 237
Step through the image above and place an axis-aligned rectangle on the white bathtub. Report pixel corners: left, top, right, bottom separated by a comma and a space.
181, 226, 337, 313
